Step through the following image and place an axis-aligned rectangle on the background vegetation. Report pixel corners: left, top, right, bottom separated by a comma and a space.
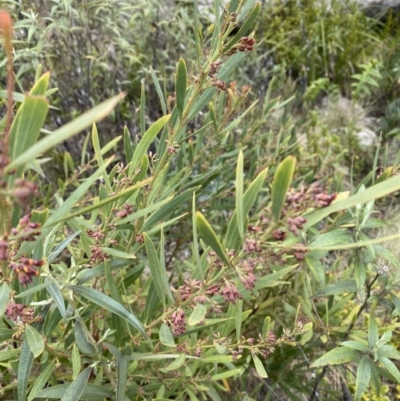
2, 0, 400, 400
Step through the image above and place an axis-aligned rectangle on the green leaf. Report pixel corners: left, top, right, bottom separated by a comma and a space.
104, 344, 128, 401
164, 354, 186, 371
160, 323, 176, 347
149, 67, 167, 116
311, 347, 357, 367
340, 341, 369, 353
128, 114, 170, 176
18, 340, 34, 401
202, 355, 235, 363
74, 318, 97, 356
72, 344, 81, 381
211, 368, 242, 381
318, 279, 357, 296
144, 233, 173, 308
143, 186, 198, 231
304, 174, 400, 228
69, 285, 149, 341
223, 3, 261, 53
48, 231, 81, 264
8, 95, 49, 177
253, 354, 268, 378
176, 58, 187, 119
25, 324, 44, 357
35, 384, 114, 399
61, 367, 92, 401
368, 316, 379, 349
355, 262, 367, 291
6, 93, 124, 174
378, 356, 400, 383
28, 360, 56, 401
196, 211, 230, 266
92, 123, 112, 190
0, 283, 10, 318
188, 303, 207, 326
46, 279, 67, 321
235, 150, 244, 240
30, 71, 50, 95
355, 357, 372, 401
271, 156, 296, 222
305, 255, 325, 286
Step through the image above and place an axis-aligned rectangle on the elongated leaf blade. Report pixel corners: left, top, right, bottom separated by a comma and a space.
311, 347, 357, 367
304, 174, 400, 228
144, 233, 171, 308
188, 303, 207, 326
18, 340, 34, 401
28, 360, 56, 401
253, 354, 268, 378
61, 367, 92, 401
0, 283, 10, 318
25, 324, 44, 357
355, 356, 372, 401
271, 156, 296, 222
6, 93, 124, 173
226, 167, 268, 251
176, 58, 187, 119
128, 114, 170, 176
69, 285, 148, 340
196, 212, 230, 266
235, 150, 244, 240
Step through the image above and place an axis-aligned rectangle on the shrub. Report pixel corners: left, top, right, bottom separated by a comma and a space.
2, 2, 400, 401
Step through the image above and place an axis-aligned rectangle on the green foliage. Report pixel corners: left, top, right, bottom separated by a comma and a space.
2, 1, 400, 400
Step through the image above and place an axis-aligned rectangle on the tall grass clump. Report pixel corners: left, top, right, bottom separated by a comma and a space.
2, 1, 400, 401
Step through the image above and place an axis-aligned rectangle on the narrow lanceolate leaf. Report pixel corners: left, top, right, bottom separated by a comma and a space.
235, 150, 244, 240
30, 71, 50, 96
253, 354, 268, 378
25, 325, 44, 357
128, 114, 171, 176
368, 316, 379, 348
355, 356, 372, 401
165, 354, 186, 371
6, 93, 124, 174
310, 347, 357, 368
74, 318, 97, 356
196, 212, 230, 266
223, 3, 261, 53
160, 323, 176, 347
378, 356, 400, 383
226, 167, 268, 251
144, 233, 171, 308
188, 303, 207, 326
271, 156, 296, 222
69, 285, 148, 340
18, 340, 34, 401
71, 344, 81, 381
61, 367, 92, 401
176, 58, 187, 119
304, 174, 400, 228
8, 95, 49, 177
27, 360, 56, 401
0, 283, 10, 318
46, 279, 67, 321
36, 384, 114, 399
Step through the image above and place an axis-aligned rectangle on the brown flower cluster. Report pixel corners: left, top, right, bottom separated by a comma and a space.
5, 302, 35, 324
9, 257, 43, 285
90, 245, 108, 263
170, 308, 186, 335
226, 36, 256, 55
13, 179, 39, 209
11, 214, 41, 241
115, 203, 134, 219
286, 183, 336, 212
